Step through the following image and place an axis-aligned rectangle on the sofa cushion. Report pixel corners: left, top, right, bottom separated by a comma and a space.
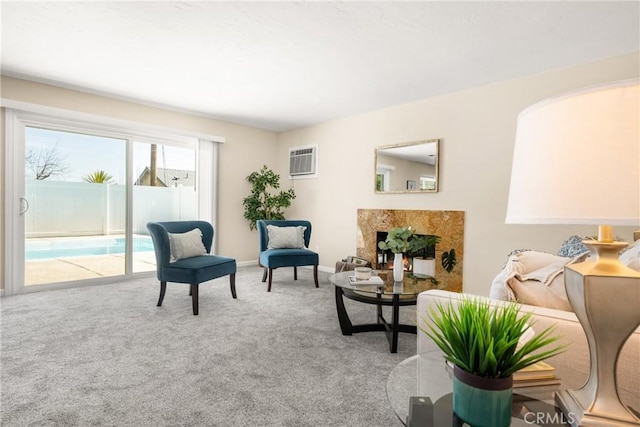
259, 248, 318, 269
490, 250, 576, 311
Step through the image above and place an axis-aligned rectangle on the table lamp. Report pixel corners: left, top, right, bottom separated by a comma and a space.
506, 79, 640, 426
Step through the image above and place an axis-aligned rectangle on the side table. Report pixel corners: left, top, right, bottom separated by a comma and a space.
387, 352, 572, 426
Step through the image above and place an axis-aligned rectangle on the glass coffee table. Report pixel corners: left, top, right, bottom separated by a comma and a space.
387, 351, 570, 427
329, 270, 444, 353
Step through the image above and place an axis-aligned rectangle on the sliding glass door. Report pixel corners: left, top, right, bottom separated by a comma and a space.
4, 111, 202, 294
24, 127, 128, 285
132, 141, 196, 273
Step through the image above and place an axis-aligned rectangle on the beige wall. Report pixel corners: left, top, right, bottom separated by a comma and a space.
277, 53, 640, 296
0, 76, 279, 291
2, 53, 639, 295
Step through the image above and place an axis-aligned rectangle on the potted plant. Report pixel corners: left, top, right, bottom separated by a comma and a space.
421, 297, 565, 427
378, 226, 439, 281
242, 165, 296, 230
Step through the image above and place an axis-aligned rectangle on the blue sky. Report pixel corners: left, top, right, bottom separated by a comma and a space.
25, 127, 195, 184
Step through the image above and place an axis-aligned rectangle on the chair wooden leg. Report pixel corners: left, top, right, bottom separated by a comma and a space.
230, 273, 237, 299
313, 265, 319, 288
191, 284, 199, 315
294, 266, 298, 280
261, 267, 268, 283
157, 281, 167, 307
189, 286, 192, 296
267, 268, 273, 292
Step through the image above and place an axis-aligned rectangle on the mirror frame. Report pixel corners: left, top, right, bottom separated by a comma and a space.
375, 138, 440, 194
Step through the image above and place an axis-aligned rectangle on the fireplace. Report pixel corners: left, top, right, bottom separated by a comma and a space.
375, 231, 437, 271
356, 209, 465, 293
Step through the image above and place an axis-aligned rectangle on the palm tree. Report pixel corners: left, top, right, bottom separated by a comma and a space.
82, 170, 114, 184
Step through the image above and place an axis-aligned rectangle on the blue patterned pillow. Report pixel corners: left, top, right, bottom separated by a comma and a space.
557, 235, 589, 258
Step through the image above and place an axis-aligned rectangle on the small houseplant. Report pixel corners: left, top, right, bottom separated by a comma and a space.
378, 226, 440, 281
243, 165, 296, 230
421, 297, 565, 427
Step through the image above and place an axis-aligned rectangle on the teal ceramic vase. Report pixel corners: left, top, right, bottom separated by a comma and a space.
452, 365, 513, 427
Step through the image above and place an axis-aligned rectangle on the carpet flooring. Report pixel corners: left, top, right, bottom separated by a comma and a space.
1, 266, 417, 427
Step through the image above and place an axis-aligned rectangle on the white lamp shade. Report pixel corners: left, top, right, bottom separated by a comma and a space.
506, 80, 640, 226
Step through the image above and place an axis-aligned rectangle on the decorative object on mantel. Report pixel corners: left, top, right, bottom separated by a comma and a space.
506, 79, 640, 426
242, 165, 296, 230
441, 248, 457, 273
412, 257, 435, 277
422, 297, 565, 427
377, 226, 440, 282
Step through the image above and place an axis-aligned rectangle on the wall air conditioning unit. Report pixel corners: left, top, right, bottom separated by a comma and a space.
289, 145, 318, 179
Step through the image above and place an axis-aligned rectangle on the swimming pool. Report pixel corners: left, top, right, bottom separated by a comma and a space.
25, 236, 155, 261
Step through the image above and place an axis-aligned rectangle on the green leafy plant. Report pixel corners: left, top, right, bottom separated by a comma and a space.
421, 297, 565, 378
82, 170, 113, 184
243, 165, 296, 230
441, 248, 457, 273
378, 226, 440, 254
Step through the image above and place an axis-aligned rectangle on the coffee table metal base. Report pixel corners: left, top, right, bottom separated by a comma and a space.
335, 285, 417, 353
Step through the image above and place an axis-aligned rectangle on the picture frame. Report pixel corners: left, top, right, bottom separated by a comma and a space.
406, 180, 416, 190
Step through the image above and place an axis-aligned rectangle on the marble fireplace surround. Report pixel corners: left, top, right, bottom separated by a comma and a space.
356, 209, 464, 293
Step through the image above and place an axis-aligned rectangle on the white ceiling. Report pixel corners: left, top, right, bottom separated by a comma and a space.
2, 1, 639, 132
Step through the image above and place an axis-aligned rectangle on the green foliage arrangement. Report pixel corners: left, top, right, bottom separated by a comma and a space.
378, 226, 440, 254
243, 165, 296, 230
421, 297, 565, 379
83, 170, 113, 184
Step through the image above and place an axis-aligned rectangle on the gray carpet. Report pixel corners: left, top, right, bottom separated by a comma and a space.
1, 266, 417, 427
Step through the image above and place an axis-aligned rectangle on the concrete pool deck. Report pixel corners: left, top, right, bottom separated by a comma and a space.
26, 252, 157, 286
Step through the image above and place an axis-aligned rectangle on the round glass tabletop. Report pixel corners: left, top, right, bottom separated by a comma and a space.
329, 270, 444, 298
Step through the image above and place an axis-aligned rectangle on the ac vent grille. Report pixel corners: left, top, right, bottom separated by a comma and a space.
289, 146, 317, 177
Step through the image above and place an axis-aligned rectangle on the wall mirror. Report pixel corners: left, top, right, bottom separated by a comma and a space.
375, 139, 439, 193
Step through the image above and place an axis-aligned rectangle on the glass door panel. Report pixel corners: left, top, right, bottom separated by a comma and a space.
24, 127, 126, 286
132, 142, 197, 273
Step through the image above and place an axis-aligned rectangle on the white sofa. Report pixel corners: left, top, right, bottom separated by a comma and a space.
416, 290, 640, 411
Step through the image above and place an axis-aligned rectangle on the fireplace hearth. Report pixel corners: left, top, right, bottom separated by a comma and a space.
357, 209, 464, 293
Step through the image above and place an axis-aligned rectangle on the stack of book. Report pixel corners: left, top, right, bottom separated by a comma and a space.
348, 275, 384, 287
513, 361, 560, 388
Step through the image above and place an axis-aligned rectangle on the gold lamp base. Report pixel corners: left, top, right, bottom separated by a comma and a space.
555, 239, 640, 427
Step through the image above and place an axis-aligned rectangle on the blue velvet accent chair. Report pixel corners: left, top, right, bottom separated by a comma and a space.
147, 221, 237, 315
257, 220, 319, 292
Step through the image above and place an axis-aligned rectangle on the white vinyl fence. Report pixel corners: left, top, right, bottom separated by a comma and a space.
26, 180, 196, 238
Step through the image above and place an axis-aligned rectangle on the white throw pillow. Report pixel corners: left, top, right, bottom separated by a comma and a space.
266, 225, 306, 249
168, 228, 207, 262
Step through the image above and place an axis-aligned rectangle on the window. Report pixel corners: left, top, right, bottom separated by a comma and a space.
4, 107, 221, 294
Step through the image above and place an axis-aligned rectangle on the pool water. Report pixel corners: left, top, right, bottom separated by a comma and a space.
25, 237, 154, 261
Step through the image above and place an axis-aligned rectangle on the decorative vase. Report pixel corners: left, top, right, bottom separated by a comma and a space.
393, 253, 404, 282
452, 365, 513, 427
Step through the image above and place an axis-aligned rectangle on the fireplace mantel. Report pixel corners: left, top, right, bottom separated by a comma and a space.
356, 209, 464, 293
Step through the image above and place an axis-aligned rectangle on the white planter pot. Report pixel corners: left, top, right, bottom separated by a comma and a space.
413, 257, 436, 277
